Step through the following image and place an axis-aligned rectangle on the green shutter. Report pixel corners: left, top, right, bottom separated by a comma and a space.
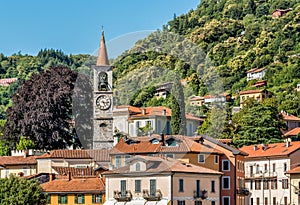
58, 195, 61, 204
92, 194, 95, 203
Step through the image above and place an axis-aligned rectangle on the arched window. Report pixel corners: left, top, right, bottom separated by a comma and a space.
136, 163, 141, 171
100, 123, 107, 128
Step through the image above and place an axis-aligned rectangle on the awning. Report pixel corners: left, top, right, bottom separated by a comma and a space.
146, 199, 169, 205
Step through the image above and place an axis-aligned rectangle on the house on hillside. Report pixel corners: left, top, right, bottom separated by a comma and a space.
272, 8, 292, 18
286, 166, 300, 205
240, 141, 300, 205
42, 175, 105, 205
113, 106, 203, 137
103, 155, 222, 205
246, 68, 267, 81
0, 78, 18, 86
154, 82, 173, 99
189, 94, 232, 107
281, 111, 300, 132
239, 89, 272, 107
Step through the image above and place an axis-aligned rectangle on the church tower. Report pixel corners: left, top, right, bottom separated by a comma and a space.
93, 31, 114, 149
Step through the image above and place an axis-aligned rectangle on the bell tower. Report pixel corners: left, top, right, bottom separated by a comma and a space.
92, 31, 114, 149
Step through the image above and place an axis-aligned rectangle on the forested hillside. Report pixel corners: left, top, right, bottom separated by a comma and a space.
112, 0, 300, 117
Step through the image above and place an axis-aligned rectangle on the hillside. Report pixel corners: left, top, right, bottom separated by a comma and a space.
112, 0, 300, 116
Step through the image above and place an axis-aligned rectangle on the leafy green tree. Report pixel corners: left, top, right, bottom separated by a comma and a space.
170, 75, 186, 135
16, 136, 35, 150
0, 175, 46, 205
3, 66, 78, 150
138, 123, 153, 136
232, 99, 286, 148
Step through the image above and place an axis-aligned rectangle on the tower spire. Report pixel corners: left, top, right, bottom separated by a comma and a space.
96, 30, 109, 66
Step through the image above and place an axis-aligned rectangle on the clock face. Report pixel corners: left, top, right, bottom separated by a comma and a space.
96, 95, 111, 110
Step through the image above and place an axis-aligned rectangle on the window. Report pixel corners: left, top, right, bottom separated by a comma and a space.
178, 201, 185, 205
121, 180, 126, 197
272, 197, 276, 205
283, 163, 287, 172
223, 196, 230, 205
211, 180, 215, 193
272, 163, 276, 173
222, 176, 230, 190
125, 155, 130, 165
58, 194, 68, 204
198, 154, 205, 163
194, 201, 202, 205
211, 201, 215, 205
282, 179, 289, 189
196, 180, 201, 197
264, 164, 267, 172
92, 194, 102, 204
74, 194, 85, 204
214, 155, 219, 164
23, 167, 27, 176
284, 197, 287, 205
250, 180, 253, 190
256, 164, 260, 174
5, 170, 9, 177
47, 195, 51, 204
250, 198, 253, 205
222, 160, 230, 171
157, 120, 161, 133
255, 180, 261, 190
264, 197, 267, 205
165, 153, 174, 158
256, 198, 260, 205
135, 180, 141, 193
179, 179, 184, 192
249, 165, 253, 176
150, 179, 156, 197
136, 163, 141, 171
271, 179, 277, 189
116, 155, 122, 168
263, 179, 269, 189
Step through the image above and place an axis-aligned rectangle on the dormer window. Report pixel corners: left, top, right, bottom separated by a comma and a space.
166, 138, 176, 146
136, 163, 141, 171
150, 138, 160, 144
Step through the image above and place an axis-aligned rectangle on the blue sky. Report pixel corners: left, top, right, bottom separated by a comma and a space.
0, 0, 199, 57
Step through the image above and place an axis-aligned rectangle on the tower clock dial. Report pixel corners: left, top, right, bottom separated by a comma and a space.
96, 95, 111, 110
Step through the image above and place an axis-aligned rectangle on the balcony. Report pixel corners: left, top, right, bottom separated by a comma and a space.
114, 190, 132, 202
236, 188, 250, 196
193, 190, 207, 200
246, 172, 277, 179
143, 189, 162, 201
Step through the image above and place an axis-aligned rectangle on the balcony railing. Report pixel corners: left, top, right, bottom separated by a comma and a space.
236, 188, 250, 196
246, 172, 277, 179
193, 190, 207, 200
143, 189, 162, 201
114, 190, 132, 202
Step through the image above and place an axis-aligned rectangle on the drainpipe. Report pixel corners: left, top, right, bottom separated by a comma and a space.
234, 155, 237, 205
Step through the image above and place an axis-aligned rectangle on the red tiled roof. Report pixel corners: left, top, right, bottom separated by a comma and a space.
240, 89, 265, 95
284, 127, 300, 137
104, 155, 222, 175
286, 165, 300, 174
86, 149, 111, 162
247, 68, 266, 74
52, 167, 95, 176
189, 96, 204, 101
36, 150, 92, 159
0, 156, 37, 166
281, 113, 300, 121
42, 177, 105, 193
110, 135, 222, 155
0, 78, 18, 86
239, 141, 300, 158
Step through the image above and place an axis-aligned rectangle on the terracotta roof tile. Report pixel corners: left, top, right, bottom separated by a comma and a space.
240, 89, 264, 95
86, 149, 111, 162
281, 112, 300, 121
42, 177, 105, 193
36, 150, 92, 159
104, 155, 222, 175
52, 167, 95, 177
0, 156, 37, 166
286, 165, 300, 174
239, 141, 300, 158
247, 68, 266, 74
284, 127, 300, 137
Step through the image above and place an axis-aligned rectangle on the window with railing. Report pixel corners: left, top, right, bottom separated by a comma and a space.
121, 180, 126, 197
135, 180, 141, 193
255, 180, 261, 190
150, 179, 156, 197
282, 179, 289, 189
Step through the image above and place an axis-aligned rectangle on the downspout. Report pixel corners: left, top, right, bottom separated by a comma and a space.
234, 155, 237, 205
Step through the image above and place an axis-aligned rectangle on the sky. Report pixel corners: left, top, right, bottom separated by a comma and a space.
0, 0, 200, 58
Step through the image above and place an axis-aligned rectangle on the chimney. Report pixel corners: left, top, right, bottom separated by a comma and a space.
253, 145, 258, 151
162, 109, 166, 116
286, 141, 290, 147
49, 173, 55, 182
142, 109, 146, 115
161, 133, 165, 146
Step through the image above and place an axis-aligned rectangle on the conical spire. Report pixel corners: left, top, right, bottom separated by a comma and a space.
96, 31, 109, 66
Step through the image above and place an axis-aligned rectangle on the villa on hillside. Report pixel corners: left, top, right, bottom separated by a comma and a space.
272, 8, 293, 18
246, 68, 267, 81
239, 89, 272, 107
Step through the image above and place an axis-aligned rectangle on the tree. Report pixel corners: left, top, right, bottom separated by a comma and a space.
3, 66, 78, 150
0, 175, 46, 205
170, 75, 186, 135
232, 99, 286, 148
16, 136, 35, 150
